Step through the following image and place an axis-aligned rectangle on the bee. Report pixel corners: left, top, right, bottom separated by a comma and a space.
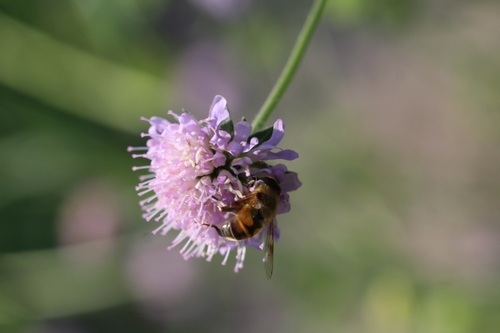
206, 177, 281, 278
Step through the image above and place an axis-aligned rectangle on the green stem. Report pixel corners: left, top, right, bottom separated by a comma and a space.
251, 0, 328, 133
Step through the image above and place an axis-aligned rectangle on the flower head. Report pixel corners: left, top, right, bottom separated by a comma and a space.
129, 95, 301, 272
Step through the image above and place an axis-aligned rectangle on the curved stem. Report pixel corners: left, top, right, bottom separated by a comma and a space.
251, 0, 327, 133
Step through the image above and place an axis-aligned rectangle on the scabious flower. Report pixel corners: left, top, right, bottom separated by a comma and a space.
129, 95, 301, 272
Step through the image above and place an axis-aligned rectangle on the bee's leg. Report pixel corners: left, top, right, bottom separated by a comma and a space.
220, 205, 239, 212
209, 196, 235, 213
202, 223, 223, 236
211, 195, 226, 206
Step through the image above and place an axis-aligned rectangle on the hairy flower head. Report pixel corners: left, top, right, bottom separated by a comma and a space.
129, 96, 301, 272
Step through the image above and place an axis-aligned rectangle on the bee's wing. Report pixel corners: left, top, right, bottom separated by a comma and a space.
264, 219, 275, 279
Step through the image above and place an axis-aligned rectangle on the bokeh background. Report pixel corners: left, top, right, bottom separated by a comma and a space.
1, 0, 500, 332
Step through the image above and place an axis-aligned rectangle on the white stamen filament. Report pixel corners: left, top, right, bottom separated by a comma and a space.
127, 146, 148, 152
221, 248, 231, 266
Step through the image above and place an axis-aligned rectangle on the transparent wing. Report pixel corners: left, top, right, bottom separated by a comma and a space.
264, 220, 275, 279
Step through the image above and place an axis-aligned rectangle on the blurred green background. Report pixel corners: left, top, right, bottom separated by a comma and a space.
1, 0, 500, 332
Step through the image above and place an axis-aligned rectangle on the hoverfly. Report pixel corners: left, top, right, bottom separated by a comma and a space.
206, 177, 280, 278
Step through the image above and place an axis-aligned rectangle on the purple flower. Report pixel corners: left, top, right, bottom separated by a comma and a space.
129, 95, 301, 272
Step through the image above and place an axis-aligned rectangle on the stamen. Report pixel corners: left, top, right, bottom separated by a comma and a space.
132, 165, 151, 171
139, 174, 155, 181
234, 246, 246, 272
143, 207, 162, 222
127, 146, 148, 152
154, 210, 168, 222
182, 240, 200, 258
168, 231, 188, 250
158, 223, 173, 236
138, 188, 154, 197
179, 238, 193, 255
221, 248, 231, 266
205, 245, 216, 262
152, 222, 169, 235
139, 195, 157, 206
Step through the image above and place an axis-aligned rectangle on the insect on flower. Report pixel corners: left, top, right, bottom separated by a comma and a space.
129, 95, 301, 277
204, 176, 280, 278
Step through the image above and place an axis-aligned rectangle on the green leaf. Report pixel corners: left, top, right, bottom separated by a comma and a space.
248, 125, 274, 146
220, 112, 234, 137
